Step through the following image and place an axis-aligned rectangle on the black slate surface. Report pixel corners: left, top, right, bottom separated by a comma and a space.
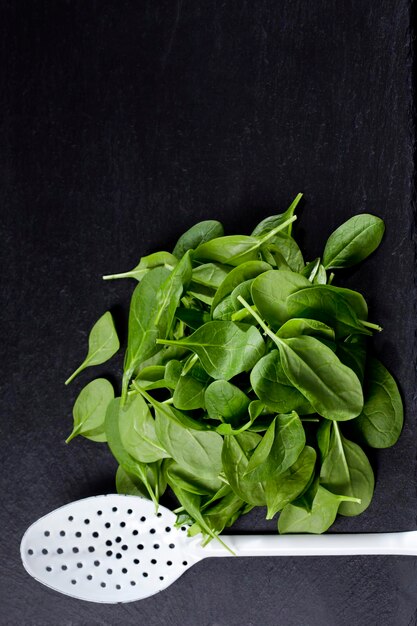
1, 1, 416, 624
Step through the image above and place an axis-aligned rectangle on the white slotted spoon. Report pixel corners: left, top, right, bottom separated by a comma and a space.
21, 494, 417, 604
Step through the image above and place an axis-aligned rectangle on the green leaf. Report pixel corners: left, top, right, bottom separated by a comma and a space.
222, 433, 266, 506
194, 217, 297, 267
163, 459, 221, 495
173, 220, 224, 258
122, 252, 192, 400
157, 321, 265, 381
322, 214, 385, 269
250, 350, 313, 415
265, 446, 317, 519
118, 394, 169, 463
251, 270, 311, 327
276, 318, 335, 342
205, 380, 250, 424
244, 412, 306, 481
116, 463, 166, 500
153, 397, 224, 484
165, 478, 233, 552
286, 285, 371, 338
175, 307, 211, 330
105, 398, 158, 505
318, 421, 374, 516
277, 336, 364, 421
191, 263, 231, 289
354, 358, 403, 448
278, 485, 360, 534
336, 335, 367, 384
211, 260, 271, 312
66, 378, 114, 443
65, 312, 119, 385
173, 362, 212, 410
102, 251, 178, 281
263, 234, 305, 272
251, 194, 302, 236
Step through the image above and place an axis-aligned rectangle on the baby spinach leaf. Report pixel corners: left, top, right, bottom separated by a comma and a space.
354, 358, 403, 448
116, 464, 167, 500
336, 335, 367, 384
118, 394, 169, 463
212, 295, 236, 320
322, 214, 385, 269
211, 260, 271, 312
173, 220, 224, 259
277, 336, 364, 421
251, 193, 302, 236
287, 285, 371, 338
165, 479, 233, 552
188, 284, 215, 306
153, 396, 223, 483
157, 321, 265, 381
175, 307, 211, 330
251, 270, 311, 327
164, 359, 183, 388
173, 362, 212, 410
102, 251, 178, 281
122, 267, 171, 396
222, 433, 266, 506
319, 421, 374, 516
105, 398, 158, 505
191, 262, 231, 289
205, 380, 250, 423
122, 253, 192, 401
133, 365, 169, 390
201, 490, 248, 534
245, 412, 306, 481
265, 446, 317, 519
263, 233, 305, 272
194, 216, 296, 266
250, 350, 313, 414
66, 378, 114, 443
164, 459, 221, 495
239, 297, 364, 421
276, 318, 335, 342
278, 485, 360, 534
65, 311, 120, 385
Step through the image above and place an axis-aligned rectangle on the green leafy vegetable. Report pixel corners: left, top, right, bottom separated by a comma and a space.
66, 378, 114, 443
354, 358, 403, 448
65, 198, 403, 545
65, 312, 119, 385
156, 321, 265, 380
322, 214, 385, 269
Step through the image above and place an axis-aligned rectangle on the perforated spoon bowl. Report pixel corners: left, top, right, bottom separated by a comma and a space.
21, 494, 417, 604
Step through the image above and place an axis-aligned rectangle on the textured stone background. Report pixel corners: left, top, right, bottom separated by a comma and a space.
1, 1, 416, 624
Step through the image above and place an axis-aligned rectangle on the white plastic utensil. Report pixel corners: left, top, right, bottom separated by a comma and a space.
21, 494, 417, 604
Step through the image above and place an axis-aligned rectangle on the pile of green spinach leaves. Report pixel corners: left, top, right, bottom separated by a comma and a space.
65, 194, 403, 542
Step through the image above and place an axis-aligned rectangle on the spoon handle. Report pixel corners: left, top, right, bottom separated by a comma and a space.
202, 531, 417, 558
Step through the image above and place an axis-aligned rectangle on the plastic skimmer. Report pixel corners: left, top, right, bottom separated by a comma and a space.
21, 494, 417, 603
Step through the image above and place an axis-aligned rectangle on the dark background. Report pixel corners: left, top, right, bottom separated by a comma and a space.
1, 1, 416, 624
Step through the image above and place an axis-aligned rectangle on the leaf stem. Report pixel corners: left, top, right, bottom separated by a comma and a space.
258, 215, 297, 245
237, 296, 283, 346
181, 353, 199, 376
359, 320, 382, 332
64, 364, 84, 386
65, 423, 82, 444
102, 270, 138, 281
